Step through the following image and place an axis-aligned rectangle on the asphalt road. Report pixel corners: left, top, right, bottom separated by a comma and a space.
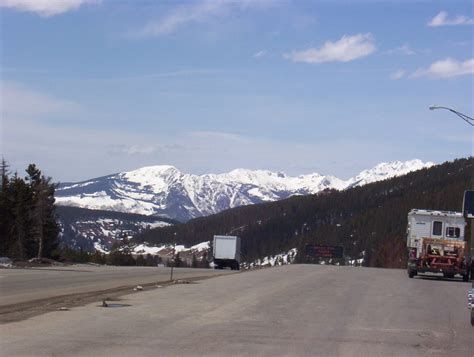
1, 265, 472, 356
0, 265, 230, 306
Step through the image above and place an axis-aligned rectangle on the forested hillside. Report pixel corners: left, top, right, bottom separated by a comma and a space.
57, 206, 177, 252
135, 158, 473, 268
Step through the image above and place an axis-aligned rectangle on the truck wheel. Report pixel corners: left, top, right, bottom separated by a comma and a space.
462, 273, 469, 282
408, 270, 416, 278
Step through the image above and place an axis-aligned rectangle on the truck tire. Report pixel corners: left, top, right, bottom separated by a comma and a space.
462, 272, 469, 282
408, 270, 416, 278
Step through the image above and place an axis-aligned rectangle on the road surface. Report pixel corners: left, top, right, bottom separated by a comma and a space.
1, 265, 472, 356
0, 265, 231, 306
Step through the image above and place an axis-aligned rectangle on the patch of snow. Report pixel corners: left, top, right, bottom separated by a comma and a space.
190, 241, 210, 251
133, 244, 167, 255
246, 248, 298, 268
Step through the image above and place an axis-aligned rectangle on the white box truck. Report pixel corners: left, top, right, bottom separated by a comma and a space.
213, 235, 241, 270
406, 209, 470, 281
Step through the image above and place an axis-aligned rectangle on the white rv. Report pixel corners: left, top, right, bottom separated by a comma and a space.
406, 209, 470, 281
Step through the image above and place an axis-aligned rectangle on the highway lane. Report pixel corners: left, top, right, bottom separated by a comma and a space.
1, 265, 472, 356
0, 265, 231, 306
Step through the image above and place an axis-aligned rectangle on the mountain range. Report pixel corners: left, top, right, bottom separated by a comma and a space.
56, 159, 434, 222
135, 157, 471, 268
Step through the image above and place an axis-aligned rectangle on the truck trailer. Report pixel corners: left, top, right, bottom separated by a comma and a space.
406, 209, 470, 281
213, 235, 241, 270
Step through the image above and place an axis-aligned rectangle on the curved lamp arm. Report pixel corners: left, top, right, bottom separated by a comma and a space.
429, 106, 474, 126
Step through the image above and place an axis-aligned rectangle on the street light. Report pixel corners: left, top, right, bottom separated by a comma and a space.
170, 232, 177, 281
429, 105, 474, 126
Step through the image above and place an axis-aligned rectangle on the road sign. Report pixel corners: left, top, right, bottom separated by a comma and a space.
463, 190, 474, 219
305, 245, 344, 258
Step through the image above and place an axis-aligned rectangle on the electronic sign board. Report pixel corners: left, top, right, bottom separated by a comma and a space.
305, 245, 344, 259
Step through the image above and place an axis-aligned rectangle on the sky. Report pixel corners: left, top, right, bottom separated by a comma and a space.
1, 0, 473, 182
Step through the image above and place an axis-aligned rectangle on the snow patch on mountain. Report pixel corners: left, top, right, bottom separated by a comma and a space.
345, 159, 434, 188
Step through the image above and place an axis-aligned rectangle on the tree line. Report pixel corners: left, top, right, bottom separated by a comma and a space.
0, 160, 59, 260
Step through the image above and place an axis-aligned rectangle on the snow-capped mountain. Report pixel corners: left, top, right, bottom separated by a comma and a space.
56, 159, 434, 222
344, 160, 435, 188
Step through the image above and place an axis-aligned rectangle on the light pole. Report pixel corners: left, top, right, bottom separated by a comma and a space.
429, 106, 474, 281
170, 232, 177, 281
429, 105, 474, 126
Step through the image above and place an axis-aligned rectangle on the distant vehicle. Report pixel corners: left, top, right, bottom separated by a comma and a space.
406, 209, 470, 281
213, 235, 241, 270
468, 287, 474, 326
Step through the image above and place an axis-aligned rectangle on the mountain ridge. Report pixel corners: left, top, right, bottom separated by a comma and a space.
56, 159, 434, 222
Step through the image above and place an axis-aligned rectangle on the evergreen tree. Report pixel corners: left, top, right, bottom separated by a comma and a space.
135, 255, 146, 266
0, 161, 59, 260
174, 252, 182, 267
191, 253, 198, 268
0, 159, 12, 256
90, 250, 106, 265
9, 174, 32, 260
107, 234, 136, 266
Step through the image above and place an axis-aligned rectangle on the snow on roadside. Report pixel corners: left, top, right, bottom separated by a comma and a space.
132, 241, 210, 255
245, 248, 298, 269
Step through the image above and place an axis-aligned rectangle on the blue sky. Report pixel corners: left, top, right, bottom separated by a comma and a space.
1, 0, 473, 182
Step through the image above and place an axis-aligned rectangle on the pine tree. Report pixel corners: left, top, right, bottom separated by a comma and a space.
174, 252, 182, 267
25, 165, 59, 259
0, 159, 12, 256
9, 174, 32, 260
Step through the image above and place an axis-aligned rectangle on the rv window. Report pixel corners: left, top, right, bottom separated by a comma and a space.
432, 221, 442, 236
446, 227, 460, 238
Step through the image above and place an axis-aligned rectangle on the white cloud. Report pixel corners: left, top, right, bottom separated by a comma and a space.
134, 0, 275, 37
108, 144, 187, 156
387, 44, 415, 56
283, 34, 375, 64
428, 11, 474, 27
0, 0, 100, 17
1, 81, 79, 117
253, 50, 267, 59
412, 58, 474, 79
390, 69, 405, 80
